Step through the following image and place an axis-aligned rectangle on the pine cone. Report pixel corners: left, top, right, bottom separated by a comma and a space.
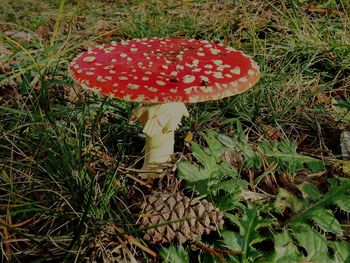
140, 192, 224, 244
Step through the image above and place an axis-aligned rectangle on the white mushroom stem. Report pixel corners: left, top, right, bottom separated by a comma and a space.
133, 102, 189, 178
143, 132, 175, 167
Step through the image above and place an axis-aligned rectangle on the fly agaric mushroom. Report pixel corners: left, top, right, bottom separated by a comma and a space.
69, 38, 260, 178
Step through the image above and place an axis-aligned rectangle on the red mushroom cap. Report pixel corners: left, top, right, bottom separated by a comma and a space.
69, 38, 260, 103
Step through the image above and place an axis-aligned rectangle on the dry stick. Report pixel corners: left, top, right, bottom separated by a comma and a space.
0, 216, 34, 258
248, 169, 255, 192
116, 236, 138, 263
126, 174, 152, 189
119, 164, 172, 174
0, 218, 11, 259
7, 213, 14, 257
112, 225, 157, 258
195, 241, 241, 263
196, 241, 227, 263
0, 217, 34, 231
196, 241, 242, 255
10, 217, 34, 228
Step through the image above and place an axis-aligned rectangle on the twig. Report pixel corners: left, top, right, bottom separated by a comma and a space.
195, 241, 241, 263
116, 236, 138, 263
0, 218, 11, 260
112, 225, 157, 258
126, 174, 152, 189
196, 241, 241, 255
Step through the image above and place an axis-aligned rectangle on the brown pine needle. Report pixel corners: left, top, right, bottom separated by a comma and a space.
126, 174, 152, 189
112, 225, 157, 258
0, 219, 11, 260
195, 241, 241, 263
0, 217, 34, 230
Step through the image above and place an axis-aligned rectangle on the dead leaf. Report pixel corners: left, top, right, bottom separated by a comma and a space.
63, 84, 83, 103
340, 130, 350, 160
315, 92, 331, 105
222, 150, 243, 170
0, 42, 15, 74
4, 31, 32, 41
35, 19, 54, 40
184, 131, 193, 142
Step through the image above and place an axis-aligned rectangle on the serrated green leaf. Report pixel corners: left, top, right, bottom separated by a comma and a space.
331, 241, 350, 263
300, 183, 322, 201
215, 193, 238, 211
292, 223, 331, 263
221, 230, 243, 251
268, 227, 350, 263
274, 188, 305, 214
213, 178, 246, 194
189, 180, 210, 195
177, 162, 207, 182
258, 140, 324, 174
219, 131, 324, 173
288, 180, 348, 239
204, 130, 226, 158
177, 162, 210, 195
217, 133, 261, 169
244, 151, 262, 169
334, 197, 350, 213
225, 206, 270, 262
211, 175, 245, 210
218, 161, 240, 178
191, 141, 219, 172
217, 133, 247, 152
191, 141, 211, 165
310, 208, 343, 236
214, 191, 241, 211
269, 230, 302, 263
178, 137, 247, 197
217, 133, 238, 149
330, 177, 350, 188
160, 245, 189, 263
221, 229, 262, 262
